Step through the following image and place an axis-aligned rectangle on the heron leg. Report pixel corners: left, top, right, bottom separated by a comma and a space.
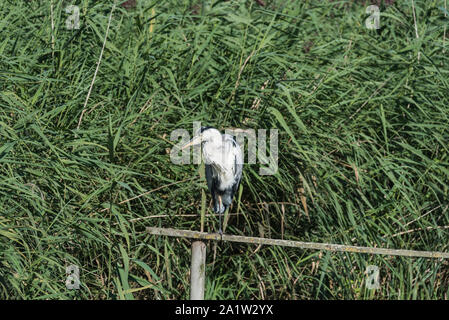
218, 195, 223, 240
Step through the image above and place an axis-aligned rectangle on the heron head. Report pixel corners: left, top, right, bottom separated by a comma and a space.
181, 126, 221, 150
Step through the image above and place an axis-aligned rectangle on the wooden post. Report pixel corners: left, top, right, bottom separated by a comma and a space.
190, 241, 206, 300
147, 227, 449, 259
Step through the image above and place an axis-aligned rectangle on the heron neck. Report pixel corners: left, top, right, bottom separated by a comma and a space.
203, 139, 227, 168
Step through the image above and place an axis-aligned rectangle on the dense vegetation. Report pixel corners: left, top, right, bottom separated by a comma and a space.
0, 0, 448, 299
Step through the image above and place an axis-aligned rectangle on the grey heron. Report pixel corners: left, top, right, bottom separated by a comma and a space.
182, 126, 243, 236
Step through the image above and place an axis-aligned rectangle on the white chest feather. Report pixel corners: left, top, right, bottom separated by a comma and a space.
203, 140, 237, 190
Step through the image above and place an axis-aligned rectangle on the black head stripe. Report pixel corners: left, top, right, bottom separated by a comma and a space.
200, 126, 213, 133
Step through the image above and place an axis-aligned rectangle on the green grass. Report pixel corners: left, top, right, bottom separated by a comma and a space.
0, 0, 448, 299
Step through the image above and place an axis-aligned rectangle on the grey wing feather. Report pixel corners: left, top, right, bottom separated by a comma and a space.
232, 140, 243, 195
205, 164, 214, 193
232, 159, 242, 195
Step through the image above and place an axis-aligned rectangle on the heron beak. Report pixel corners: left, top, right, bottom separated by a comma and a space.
181, 134, 202, 150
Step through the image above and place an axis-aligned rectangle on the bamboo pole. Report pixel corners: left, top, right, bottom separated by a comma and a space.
190, 241, 206, 300
146, 227, 449, 259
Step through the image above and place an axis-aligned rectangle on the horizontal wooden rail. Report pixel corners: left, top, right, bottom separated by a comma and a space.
146, 227, 449, 259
